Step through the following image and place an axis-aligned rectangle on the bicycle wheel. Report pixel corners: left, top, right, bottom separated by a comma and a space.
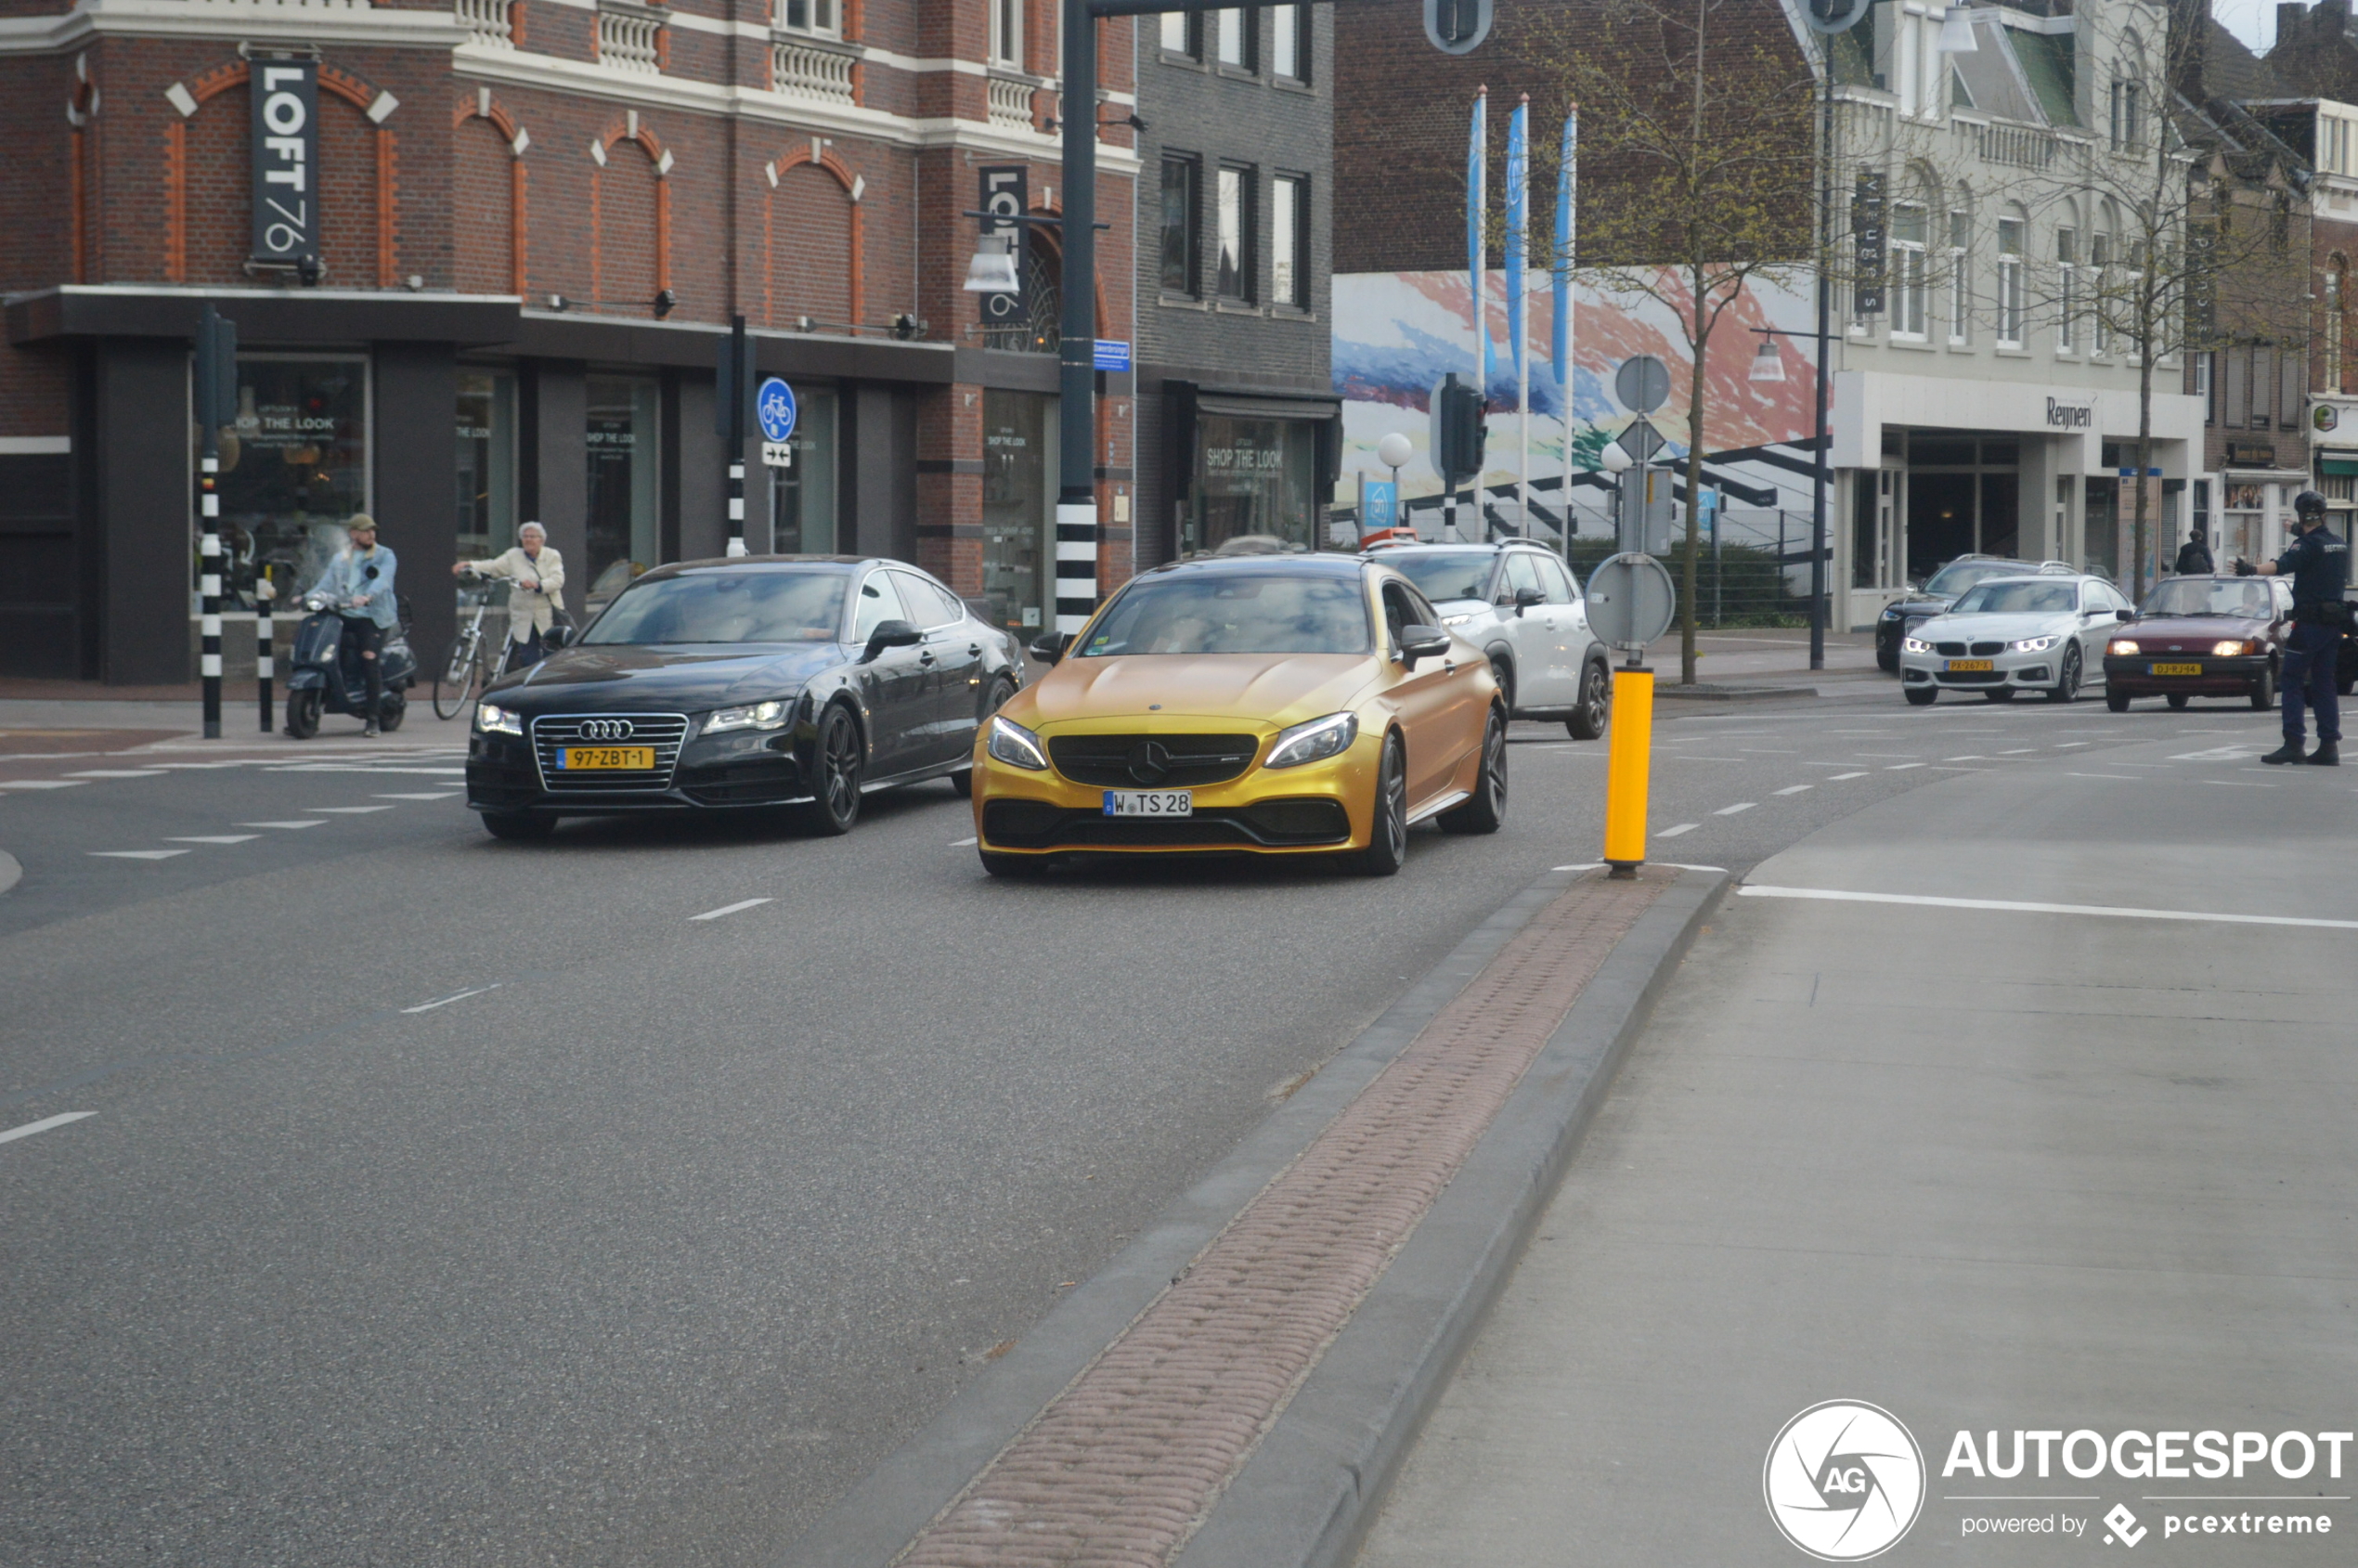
433, 639, 482, 719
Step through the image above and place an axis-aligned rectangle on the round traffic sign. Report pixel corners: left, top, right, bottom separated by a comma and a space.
1804, 0, 1870, 32
1584, 551, 1678, 649
757, 377, 797, 444
1613, 355, 1671, 414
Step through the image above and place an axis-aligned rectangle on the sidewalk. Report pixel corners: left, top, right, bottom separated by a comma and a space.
0, 683, 472, 756
1355, 728, 2358, 1564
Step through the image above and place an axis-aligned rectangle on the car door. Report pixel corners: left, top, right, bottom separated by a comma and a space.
1377, 577, 1478, 807
1542, 553, 1601, 680
894, 569, 980, 766
2078, 582, 2118, 674
1496, 551, 1573, 709
849, 569, 928, 774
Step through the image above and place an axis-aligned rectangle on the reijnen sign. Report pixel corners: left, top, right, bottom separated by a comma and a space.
251, 59, 318, 266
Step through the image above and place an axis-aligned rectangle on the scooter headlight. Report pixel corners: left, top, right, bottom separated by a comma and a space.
475, 701, 524, 736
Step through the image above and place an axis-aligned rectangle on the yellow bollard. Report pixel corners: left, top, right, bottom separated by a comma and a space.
1602, 667, 1653, 877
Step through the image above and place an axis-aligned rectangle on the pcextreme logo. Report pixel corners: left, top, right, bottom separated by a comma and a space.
1765, 1400, 1927, 1561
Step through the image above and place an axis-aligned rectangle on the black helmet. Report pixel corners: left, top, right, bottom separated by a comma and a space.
2294, 489, 2328, 517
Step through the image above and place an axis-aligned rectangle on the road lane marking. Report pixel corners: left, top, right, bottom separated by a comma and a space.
2066, 772, 2140, 781
1827, 771, 1870, 780
1714, 802, 1756, 815
2053, 742, 2092, 747
401, 984, 503, 1014
1656, 823, 1699, 837
1930, 766, 1989, 771
306, 806, 395, 813
1741, 884, 2358, 932
2200, 778, 2277, 787
0, 1111, 96, 1147
1738, 748, 1797, 754
1853, 753, 1921, 758
2000, 747, 2039, 754
951, 836, 978, 847
238, 821, 326, 829
374, 792, 461, 800
1773, 784, 1813, 796
1885, 763, 1925, 771
65, 770, 168, 779
0, 779, 88, 790
164, 836, 260, 845
1944, 755, 1987, 761
692, 898, 771, 921
88, 849, 189, 861
2170, 745, 2271, 761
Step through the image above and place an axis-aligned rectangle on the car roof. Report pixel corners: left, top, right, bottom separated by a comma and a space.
1358, 540, 1545, 556
1140, 552, 1368, 579
631, 554, 897, 585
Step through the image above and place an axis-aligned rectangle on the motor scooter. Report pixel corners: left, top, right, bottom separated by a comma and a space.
285, 592, 418, 739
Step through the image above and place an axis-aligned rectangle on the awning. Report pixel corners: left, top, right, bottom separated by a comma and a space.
2321, 456, 2358, 477
1194, 390, 1341, 421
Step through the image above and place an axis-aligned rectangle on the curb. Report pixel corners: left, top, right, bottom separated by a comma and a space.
1172, 865, 1727, 1568
776, 863, 1724, 1568
1655, 682, 1820, 701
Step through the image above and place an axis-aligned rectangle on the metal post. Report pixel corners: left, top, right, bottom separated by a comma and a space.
1054, 0, 1101, 638
1809, 44, 1833, 672
726, 314, 748, 557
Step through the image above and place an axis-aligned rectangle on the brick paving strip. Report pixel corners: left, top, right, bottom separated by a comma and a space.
894, 868, 1669, 1568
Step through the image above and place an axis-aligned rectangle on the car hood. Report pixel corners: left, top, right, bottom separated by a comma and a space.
2122, 615, 2269, 643
1026, 653, 1376, 729
1913, 611, 2079, 641
1432, 597, 1490, 618
486, 642, 842, 712
1885, 593, 1956, 617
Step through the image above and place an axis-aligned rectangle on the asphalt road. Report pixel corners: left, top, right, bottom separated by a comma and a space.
0, 682, 2302, 1566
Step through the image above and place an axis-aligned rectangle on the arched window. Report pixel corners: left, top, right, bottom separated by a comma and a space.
2092, 199, 2120, 356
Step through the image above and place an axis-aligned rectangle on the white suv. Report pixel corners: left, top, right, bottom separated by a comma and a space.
1366, 541, 1613, 738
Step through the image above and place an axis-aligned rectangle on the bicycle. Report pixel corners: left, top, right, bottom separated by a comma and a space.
432, 571, 509, 719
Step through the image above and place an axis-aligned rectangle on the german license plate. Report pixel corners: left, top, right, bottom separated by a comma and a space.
1103, 789, 1192, 817
2150, 662, 2202, 676
1945, 659, 1993, 673
559, 745, 655, 770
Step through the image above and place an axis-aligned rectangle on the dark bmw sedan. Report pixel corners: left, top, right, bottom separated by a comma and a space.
2102, 574, 2292, 712
464, 555, 1024, 838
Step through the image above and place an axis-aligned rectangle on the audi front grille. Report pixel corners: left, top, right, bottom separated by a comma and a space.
531, 713, 691, 792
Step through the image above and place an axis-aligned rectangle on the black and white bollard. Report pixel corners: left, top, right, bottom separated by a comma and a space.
728, 458, 745, 556
255, 578, 274, 732
200, 457, 222, 739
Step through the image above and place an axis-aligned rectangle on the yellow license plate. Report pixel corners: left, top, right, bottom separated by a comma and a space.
2150, 663, 2202, 676
559, 745, 656, 770
1945, 659, 1993, 673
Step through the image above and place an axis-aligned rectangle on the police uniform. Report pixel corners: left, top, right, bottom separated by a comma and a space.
2274, 525, 2349, 752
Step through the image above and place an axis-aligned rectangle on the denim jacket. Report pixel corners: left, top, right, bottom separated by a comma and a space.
310, 546, 400, 629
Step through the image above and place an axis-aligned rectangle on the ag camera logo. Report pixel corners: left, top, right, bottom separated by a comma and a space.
1765, 1400, 1926, 1561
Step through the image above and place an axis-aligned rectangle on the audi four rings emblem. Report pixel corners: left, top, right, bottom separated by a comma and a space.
579, 719, 636, 741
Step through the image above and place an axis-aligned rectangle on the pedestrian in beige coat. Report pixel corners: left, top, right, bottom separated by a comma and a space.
454, 523, 567, 668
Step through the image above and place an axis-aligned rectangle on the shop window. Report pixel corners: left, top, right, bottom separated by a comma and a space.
1184, 414, 1315, 553
1160, 155, 1199, 297
1271, 4, 1306, 82
586, 375, 660, 599
982, 389, 1055, 630
1271, 175, 1307, 310
768, 385, 836, 553
455, 369, 517, 604
1216, 165, 1254, 302
204, 355, 370, 612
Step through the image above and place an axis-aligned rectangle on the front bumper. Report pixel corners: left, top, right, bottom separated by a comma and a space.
1898, 647, 2066, 691
2102, 653, 2269, 696
972, 729, 1374, 857
464, 727, 811, 814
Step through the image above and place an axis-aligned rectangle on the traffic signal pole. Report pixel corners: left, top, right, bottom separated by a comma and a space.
1055, 0, 1099, 638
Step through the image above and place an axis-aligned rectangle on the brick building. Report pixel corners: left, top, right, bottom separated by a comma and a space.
0, 0, 1138, 681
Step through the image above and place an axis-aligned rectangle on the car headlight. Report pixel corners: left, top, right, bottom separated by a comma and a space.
474, 701, 523, 735
2213, 640, 2254, 657
2109, 639, 2141, 656
986, 714, 1048, 771
1442, 612, 1478, 628
2011, 635, 2059, 652
1902, 637, 1934, 654
1264, 711, 1359, 770
705, 698, 792, 733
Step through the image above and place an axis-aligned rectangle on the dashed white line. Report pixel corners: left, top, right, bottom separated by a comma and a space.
1999, 748, 2039, 755
238, 821, 326, 830
65, 770, 168, 779
0, 779, 87, 790
163, 835, 259, 845
1656, 823, 1700, 837
88, 849, 189, 861
1944, 755, 1988, 761
306, 806, 395, 814
375, 792, 461, 800
2066, 772, 2139, 781
2200, 779, 2278, 787
1827, 771, 1870, 781
1741, 884, 2358, 932
1714, 802, 1756, 816
691, 898, 772, 922
1773, 784, 1814, 796
951, 836, 978, 847
2053, 742, 2092, 748
401, 984, 504, 1014
1885, 763, 1925, 771
0, 1111, 97, 1147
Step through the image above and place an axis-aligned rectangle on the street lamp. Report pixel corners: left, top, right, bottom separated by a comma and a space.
963, 239, 1021, 294
1600, 442, 1633, 548
1747, 340, 1788, 382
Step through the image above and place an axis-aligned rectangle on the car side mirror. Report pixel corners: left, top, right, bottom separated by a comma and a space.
1513, 586, 1547, 616
1396, 625, 1451, 668
1028, 630, 1070, 664
862, 618, 923, 660
2116, 608, 2135, 622
544, 624, 571, 650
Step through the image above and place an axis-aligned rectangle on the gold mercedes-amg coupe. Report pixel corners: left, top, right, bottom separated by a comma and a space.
970, 553, 1506, 875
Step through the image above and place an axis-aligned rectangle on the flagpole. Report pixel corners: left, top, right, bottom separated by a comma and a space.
1460, 86, 1487, 544
1559, 109, 1577, 558
1511, 96, 1530, 539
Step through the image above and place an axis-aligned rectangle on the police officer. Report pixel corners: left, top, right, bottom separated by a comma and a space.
2236, 490, 2348, 765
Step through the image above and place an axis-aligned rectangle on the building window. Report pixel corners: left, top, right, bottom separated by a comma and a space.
2055, 226, 2077, 354
1997, 214, 2025, 346
777, 0, 836, 34
1215, 7, 1250, 70
1160, 8, 1198, 57
1272, 174, 1306, 308
1892, 203, 1927, 338
2197, 349, 2215, 423
585, 375, 660, 593
769, 385, 836, 552
1948, 208, 1970, 343
991, 0, 1020, 67
207, 355, 370, 612
1271, 4, 1306, 82
1160, 155, 1198, 297
455, 369, 517, 578
2328, 261, 2347, 394
1217, 164, 1253, 301
2090, 230, 2111, 356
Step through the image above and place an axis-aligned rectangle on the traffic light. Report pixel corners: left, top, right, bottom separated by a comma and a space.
194, 304, 238, 440
1435, 375, 1487, 486
1425, 0, 1491, 55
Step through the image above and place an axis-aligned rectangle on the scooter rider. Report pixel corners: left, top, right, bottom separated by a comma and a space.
305, 514, 399, 737
2236, 490, 2348, 766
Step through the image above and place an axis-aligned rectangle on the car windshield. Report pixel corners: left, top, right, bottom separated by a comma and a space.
1079, 573, 1372, 656
1924, 561, 2024, 597
2142, 578, 2274, 619
1384, 551, 1495, 603
1950, 580, 2079, 616
581, 571, 849, 644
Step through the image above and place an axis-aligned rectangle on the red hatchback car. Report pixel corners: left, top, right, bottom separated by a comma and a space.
2103, 574, 2294, 711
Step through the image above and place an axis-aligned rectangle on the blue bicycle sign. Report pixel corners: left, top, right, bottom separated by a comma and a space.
757, 378, 797, 444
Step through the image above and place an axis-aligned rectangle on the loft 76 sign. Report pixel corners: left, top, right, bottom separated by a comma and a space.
250, 59, 318, 266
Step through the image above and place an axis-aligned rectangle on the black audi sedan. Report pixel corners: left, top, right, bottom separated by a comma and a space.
464, 555, 1024, 839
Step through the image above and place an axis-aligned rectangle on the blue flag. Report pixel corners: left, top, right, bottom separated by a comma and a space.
1553, 111, 1575, 393
1506, 97, 1528, 386
1469, 91, 1492, 388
